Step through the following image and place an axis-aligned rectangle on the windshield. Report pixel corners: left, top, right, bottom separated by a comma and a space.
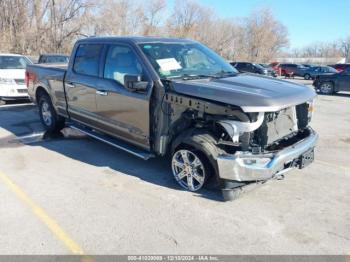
0, 56, 32, 69
139, 42, 238, 79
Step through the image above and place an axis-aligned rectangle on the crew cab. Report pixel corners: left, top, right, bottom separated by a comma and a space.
0, 54, 32, 101
313, 67, 350, 94
26, 37, 318, 201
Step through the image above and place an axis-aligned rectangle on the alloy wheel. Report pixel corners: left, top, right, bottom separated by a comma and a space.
320, 82, 333, 95
172, 149, 206, 191
41, 101, 53, 126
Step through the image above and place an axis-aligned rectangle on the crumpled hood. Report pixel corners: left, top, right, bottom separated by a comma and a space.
170, 74, 316, 112
0, 69, 25, 79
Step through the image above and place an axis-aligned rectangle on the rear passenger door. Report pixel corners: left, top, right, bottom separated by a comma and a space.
65, 43, 103, 126
95, 44, 152, 150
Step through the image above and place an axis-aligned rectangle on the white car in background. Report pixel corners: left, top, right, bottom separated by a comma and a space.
0, 54, 33, 102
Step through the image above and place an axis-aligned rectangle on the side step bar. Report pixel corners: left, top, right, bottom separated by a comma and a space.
68, 124, 155, 160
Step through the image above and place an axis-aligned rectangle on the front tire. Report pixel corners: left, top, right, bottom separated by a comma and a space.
171, 149, 209, 192
319, 81, 334, 95
38, 93, 65, 132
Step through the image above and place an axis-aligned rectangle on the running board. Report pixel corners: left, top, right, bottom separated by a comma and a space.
68, 124, 154, 160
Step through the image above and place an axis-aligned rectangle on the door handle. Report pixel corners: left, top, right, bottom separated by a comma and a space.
96, 90, 108, 96
65, 82, 75, 88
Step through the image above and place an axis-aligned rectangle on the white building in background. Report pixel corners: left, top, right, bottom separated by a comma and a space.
275, 57, 346, 65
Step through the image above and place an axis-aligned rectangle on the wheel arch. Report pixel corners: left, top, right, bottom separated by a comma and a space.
35, 86, 51, 103
170, 128, 224, 185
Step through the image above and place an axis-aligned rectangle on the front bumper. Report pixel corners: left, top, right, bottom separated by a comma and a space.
0, 96, 30, 101
217, 128, 318, 182
0, 83, 29, 100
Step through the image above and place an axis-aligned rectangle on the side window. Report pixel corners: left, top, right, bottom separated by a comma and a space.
236, 63, 244, 69
103, 45, 143, 86
73, 44, 103, 77
241, 63, 249, 70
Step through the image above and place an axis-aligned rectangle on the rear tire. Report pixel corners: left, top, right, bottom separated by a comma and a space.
38, 93, 65, 132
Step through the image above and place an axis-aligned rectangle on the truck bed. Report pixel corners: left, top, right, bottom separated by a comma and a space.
26, 63, 68, 116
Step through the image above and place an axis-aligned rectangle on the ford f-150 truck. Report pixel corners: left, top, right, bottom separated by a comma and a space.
26, 37, 318, 201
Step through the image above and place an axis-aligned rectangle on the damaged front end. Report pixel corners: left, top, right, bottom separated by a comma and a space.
161, 88, 318, 184
216, 101, 318, 182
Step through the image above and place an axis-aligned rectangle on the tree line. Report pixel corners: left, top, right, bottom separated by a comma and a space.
0, 0, 348, 63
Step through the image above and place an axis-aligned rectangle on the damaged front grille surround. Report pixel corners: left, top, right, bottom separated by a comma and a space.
217, 112, 264, 144
217, 103, 312, 153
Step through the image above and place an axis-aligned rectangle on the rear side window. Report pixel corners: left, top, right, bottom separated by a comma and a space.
73, 44, 103, 77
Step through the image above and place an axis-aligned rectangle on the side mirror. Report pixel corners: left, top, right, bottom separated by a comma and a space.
124, 74, 148, 92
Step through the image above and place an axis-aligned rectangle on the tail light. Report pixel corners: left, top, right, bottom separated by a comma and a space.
25, 71, 35, 87
25, 71, 29, 87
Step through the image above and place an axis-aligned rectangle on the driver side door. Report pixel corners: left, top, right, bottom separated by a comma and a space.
94, 44, 152, 150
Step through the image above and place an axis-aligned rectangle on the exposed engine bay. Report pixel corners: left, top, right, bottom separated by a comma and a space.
163, 91, 313, 155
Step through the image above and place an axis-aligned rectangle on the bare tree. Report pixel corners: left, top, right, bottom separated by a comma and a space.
166, 0, 211, 38
339, 37, 350, 63
141, 0, 166, 36
243, 8, 289, 62
0, 0, 292, 62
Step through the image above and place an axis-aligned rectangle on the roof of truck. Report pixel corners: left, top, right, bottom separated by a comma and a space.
76, 36, 196, 44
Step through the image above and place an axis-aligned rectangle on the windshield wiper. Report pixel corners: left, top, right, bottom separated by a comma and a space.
164, 74, 216, 80
213, 70, 237, 78
181, 74, 217, 80
164, 71, 237, 81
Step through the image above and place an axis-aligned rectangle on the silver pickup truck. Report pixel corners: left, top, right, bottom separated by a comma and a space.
26, 36, 318, 201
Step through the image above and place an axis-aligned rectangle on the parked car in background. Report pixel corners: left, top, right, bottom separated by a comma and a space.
301, 64, 313, 68
278, 63, 308, 77
231, 62, 275, 77
328, 64, 350, 73
26, 36, 318, 201
313, 67, 350, 94
38, 54, 69, 64
259, 63, 277, 77
269, 62, 279, 72
0, 54, 32, 101
303, 66, 338, 80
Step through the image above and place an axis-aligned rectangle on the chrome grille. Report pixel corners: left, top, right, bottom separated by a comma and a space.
17, 89, 28, 94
